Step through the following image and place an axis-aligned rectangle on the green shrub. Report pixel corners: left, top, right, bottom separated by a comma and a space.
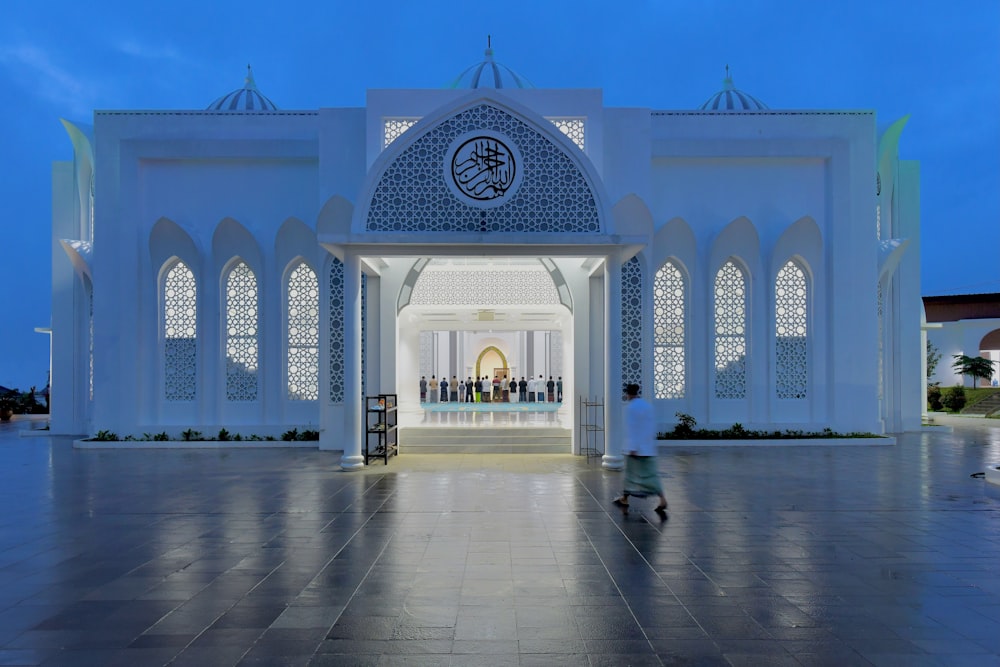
94, 430, 119, 441
941, 385, 966, 412
217, 428, 231, 442
181, 429, 202, 441
281, 428, 299, 441
673, 412, 697, 437
300, 429, 319, 441
927, 385, 943, 411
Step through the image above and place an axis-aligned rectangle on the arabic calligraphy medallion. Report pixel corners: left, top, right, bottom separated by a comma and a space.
445, 132, 523, 208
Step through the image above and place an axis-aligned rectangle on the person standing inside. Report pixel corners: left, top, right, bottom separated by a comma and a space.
556, 376, 563, 402
458, 378, 465, 404
613, 384, 667, 514
536, 375, 545, 403
546, 376, 555, 403
466, 377, 475, 402
450, 376, 459, 403
440, 376, 448, 403
429, 375, 438, 404
492, 375, 501, 401
419, 376, 427, 403
519, 377, 528, 402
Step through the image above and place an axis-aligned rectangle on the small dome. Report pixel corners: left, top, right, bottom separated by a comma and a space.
448, 38, 533, 90
207, 65, 278, 111
699, 67, 768, 111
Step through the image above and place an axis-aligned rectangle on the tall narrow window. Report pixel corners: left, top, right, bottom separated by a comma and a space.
287, 262, 319, 400
164, 261, 197, 400
653, 261, 686, 399
714, 261, 747, 399
775, 261, 808, 399
225, 261, 258, 401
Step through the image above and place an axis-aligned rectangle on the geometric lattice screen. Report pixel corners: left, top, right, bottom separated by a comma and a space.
548, 118, 585, 151
775, 260, 808, 399
713, 260, 747, 399
328, 259, 344, 403
287, 262, 319, 401
653, 261, 685, 399
620, 257, 643, 393
224, 261, 259, 402
368, 104, 600, 234
163, 260, 198, 401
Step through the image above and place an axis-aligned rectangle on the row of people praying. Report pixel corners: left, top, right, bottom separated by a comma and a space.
419, 375, 564, 403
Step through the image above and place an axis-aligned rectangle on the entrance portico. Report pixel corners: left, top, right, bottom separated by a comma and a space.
319, 241, 646, 472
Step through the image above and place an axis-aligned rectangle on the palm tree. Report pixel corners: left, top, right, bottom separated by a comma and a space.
951, 354, 996, 389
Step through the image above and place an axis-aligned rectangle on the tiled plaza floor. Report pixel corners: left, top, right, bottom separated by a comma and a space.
0, 417, 999, 666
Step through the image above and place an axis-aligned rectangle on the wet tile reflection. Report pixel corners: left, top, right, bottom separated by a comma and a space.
0, 417, 998, 664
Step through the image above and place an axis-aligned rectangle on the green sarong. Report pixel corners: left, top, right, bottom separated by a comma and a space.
623, 455, 663, 498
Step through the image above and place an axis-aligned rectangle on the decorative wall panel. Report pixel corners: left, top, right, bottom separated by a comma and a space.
714, 261, 747, 399
621, 257, 643, 391
287, 263, 319, 401
164, 261, 197, 401
653, 261, 685, 399
368, 104, 600, 233
775, 261, 808, 399
328, 259, 344, 403
225, 261, 259, 402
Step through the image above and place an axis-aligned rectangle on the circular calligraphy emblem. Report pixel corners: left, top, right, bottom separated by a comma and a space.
445, 132, 522, 208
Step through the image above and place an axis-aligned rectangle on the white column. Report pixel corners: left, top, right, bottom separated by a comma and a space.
603, 253, 624, 470
340, 251, 365, 470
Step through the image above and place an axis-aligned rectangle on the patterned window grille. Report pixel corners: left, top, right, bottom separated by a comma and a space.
328, 259, 344, 403
775, 261, 808, 399
410, 268, 560, 305
287, 262, 319, 401
620, 257, 643, 390
163, 261, 197, 401
383, 118, 419, 148
224, 261, 259, 402
653, 261, 685, 399
714, 261, 748, 399
548, 118, 585, 151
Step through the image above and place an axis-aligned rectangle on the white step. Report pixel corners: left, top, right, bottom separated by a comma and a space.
399, 426, 573, 454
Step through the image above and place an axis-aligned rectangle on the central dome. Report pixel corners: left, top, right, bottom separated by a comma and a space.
448, 39, 533, 90
699, 67, 768, 111
207, 65, 278, 112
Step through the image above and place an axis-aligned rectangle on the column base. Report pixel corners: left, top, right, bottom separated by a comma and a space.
340, 454, 366, 471
601, 454, 624, 471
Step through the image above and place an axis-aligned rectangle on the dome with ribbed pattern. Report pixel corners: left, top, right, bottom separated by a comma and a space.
448, 40, 533, 90
699, 68, 768, 111
207, 65, 278, 112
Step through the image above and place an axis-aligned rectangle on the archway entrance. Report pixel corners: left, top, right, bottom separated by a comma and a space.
376, 255, 594, 453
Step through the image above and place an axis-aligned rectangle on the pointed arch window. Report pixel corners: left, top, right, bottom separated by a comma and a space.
714, 261, 747, 399
775, 261, 808, 399
225, 261, 259, 401
653, 261, 686, 399
286, 262, 319, 400
163, 261, 197, 401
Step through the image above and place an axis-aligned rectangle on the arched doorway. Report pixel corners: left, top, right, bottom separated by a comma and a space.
979, 329, 1000, 388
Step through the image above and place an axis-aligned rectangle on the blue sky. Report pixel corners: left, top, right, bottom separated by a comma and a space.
1, 0, 998, 391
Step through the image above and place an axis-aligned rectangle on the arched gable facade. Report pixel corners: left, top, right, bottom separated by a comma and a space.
50, 78, 920, 459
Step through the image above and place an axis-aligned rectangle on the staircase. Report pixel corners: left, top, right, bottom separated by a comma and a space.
399, 426, 573, 454
962, 392, 1000, 417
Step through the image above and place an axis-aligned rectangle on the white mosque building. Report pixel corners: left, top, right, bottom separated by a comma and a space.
49, 49, 923, 469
